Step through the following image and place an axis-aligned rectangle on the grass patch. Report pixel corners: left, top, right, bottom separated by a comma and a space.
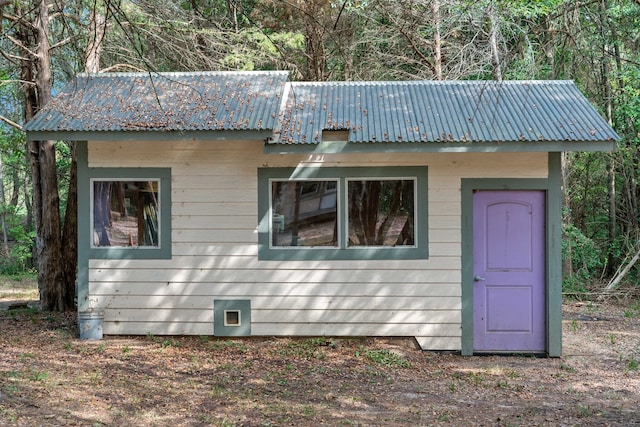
31, 370, 50, 382
278, 337, 332, 359
359, 348, 411, 368
208, 339, 248, 353
0, 274, 38, 300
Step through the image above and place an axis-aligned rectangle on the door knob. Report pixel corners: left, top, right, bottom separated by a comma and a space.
473, 275, 486, 282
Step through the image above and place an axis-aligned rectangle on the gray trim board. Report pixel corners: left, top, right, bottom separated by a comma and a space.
77, 141, 90, 312
258, 166, 428, 261
86, 167, 172, 260
547, 152, 563, 357
27, 130, 273, 142
264, 140, 616, 155
461, 177, 559, 356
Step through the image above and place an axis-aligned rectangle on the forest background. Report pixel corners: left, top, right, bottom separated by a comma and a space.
0, 0, 638, 310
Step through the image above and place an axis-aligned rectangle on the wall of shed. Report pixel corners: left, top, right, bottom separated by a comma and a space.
85, 140, 548, 350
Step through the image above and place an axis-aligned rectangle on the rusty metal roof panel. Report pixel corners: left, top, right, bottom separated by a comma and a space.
274, 80, 619, 144
25, 71, 288, 134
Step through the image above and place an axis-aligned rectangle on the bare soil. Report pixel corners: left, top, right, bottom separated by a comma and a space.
1, 292, 639, 426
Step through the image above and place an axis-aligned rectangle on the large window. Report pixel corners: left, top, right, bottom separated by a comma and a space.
87, 168, 171, 259
92, 180, 160, 248
259, 167, 427, 260
347, 179, 415, 247
271, 180, 338, 247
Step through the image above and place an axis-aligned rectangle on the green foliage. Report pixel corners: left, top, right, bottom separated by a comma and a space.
613, 65, 640, 143
279, 337, 332, 359
498, 0, 564, 18
31, 371, 50, 382
360, 348, 410, 368
562, 224, 605, 288
0, 205, 35, 275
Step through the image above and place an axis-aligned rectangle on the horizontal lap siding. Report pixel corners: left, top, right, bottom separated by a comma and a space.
87, 140, 547, 349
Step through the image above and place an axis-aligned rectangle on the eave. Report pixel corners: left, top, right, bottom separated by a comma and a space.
263, 139, 618, 154
26, 129, 274, 142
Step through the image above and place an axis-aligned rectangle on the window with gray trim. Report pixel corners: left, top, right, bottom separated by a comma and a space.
258, 167, 428, 260
87, 168, 171, 259
92, 180, 160, 248
347, 179, 415, 247
271, 180, 338, 247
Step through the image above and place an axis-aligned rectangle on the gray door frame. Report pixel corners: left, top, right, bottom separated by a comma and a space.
460, 153, 562, 356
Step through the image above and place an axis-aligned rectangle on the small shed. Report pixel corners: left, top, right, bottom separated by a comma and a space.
25, 71, 618, 355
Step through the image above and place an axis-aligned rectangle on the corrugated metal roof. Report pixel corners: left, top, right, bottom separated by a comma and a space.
274, 80, 619, 144
24, 71, 289, 133
25, 73, 618, 147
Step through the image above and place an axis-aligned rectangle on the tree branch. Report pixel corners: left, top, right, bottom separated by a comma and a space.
397, 25, 436, 74
0, 79, 36, 87
0, 115, 23, 131
50, 37, 72, 50
1, 11, 20, 23
5, 34, 38, 58
99, 63, 146, 73
0, 49, 25, 65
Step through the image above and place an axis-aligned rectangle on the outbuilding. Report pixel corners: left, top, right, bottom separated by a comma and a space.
25, 71, 618, 355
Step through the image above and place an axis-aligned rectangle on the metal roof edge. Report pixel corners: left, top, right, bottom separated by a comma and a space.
286, 79, 577, 87
26, 129, 274, 142
76, 70, 290, 78
263, 140, 617, 155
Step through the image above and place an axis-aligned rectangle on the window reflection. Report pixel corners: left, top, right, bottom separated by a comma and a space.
347, 180, 415, 247
271, 180, 338, 247
93, 180, 160, 247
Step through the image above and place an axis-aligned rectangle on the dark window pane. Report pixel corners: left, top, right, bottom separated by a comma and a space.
347, 179, 415, 247
271, 180, 338, 247
93, 180, 160, 247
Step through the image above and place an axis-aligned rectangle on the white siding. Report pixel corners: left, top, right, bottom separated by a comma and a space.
86, 140, 548, 350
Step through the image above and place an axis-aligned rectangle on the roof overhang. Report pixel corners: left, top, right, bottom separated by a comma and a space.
26, 129, 274, 142
263, 140, 617, 154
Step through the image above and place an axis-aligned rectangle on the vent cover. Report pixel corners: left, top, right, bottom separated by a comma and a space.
214, 299, 251, 336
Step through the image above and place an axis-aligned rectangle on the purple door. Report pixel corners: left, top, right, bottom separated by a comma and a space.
473, 190, 545, 352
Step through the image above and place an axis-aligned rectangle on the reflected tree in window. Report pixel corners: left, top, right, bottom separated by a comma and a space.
93, 180, 159, 247
348, 180, 415, 247
271, 180, 338, 247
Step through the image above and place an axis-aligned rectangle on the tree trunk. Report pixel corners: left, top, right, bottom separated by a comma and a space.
10, 168, 20, 207
61, 142, 77, 296
291, 182, 301, 246
302, 0, 327, 81
375, 181, 402, 245
85, 6, 105, 73
488, 5, 502, 81
599, 0, 617, 277
0, 156, 9, 255
93, 182, 111, 246
561, 152, 574, 278
432, 0, 443, 80
22, 0, 72, 311
543, 15, 556, 79
606, 245, 640, 291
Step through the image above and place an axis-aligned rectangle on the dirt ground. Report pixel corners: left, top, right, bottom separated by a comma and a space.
1, 292, 639, 426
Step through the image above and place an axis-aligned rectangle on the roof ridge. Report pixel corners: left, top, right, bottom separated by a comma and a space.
76, 70, 290, 78
288, 79, 574, 86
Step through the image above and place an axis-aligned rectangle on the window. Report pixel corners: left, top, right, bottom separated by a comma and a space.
92, 180, 160, 248
271, 180, 338, 247
88, 168, 171, 259
347, 179, 415, 247
258, 167, 427, 260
